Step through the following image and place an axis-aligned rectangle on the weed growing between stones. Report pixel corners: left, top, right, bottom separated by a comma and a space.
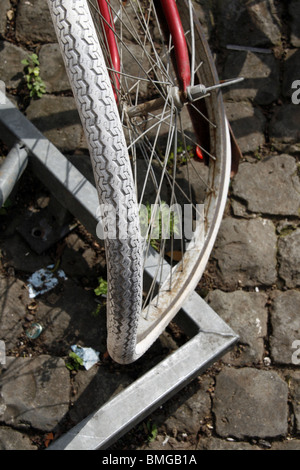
21, 53, 46, 99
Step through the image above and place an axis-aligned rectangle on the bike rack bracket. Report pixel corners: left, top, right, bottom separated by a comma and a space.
0, 93, 239, 450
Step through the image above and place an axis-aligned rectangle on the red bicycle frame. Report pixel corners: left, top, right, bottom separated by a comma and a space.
97, 0, 121, 98
96, 0, 191, 93
96, 0, 210, 161
159, 0, 191, 91
96, 1, 241, 171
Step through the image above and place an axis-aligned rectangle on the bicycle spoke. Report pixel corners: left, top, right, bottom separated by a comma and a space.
105, 67, 171, 86
187, 101, 217, 128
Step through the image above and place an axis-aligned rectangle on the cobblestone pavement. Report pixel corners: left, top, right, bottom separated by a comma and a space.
0, 0, 300, 450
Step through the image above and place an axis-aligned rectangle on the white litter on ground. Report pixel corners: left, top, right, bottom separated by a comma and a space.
27, 264, 67, 298
71, 345, 100, 370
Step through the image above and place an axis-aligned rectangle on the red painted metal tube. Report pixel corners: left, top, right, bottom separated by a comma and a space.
97, 0, 191, 96
97, 0, 120, 94
159, 0, 191, 91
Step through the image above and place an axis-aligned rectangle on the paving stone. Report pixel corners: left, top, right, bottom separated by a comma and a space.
271, 440, 300, 450
270, 291, 300, 365
197, 437, 261, 450
162, 377, 212, 436
0, 0, 11, 37
222, 51, 280, 105
16, 0, 57, 43
0, 40, 28, 89
39, 43, 70, 93
231, 155, 300, 216
1, 233, 53, 274
0, 275, 29, 351
282, 49, 300, 99
192, 0, 214, 41
69, 332, 179, 426
276, 219, 299, 236
0, 356, 70, 431
278, 229, 300, 288
231, 197, 253, 219
215, 0, 281, 48
206, 290, 268, 365
289, 0, 300, 47
59, 232, 105, 280
288, 371, 300, 434
25, 95, 85, 153
65, 153, 95, 186
270, 104, 300, 146
119, 42, 151, 99
212, 217, 277, 288
0, 427, 38, 450
213, 368, 288, 439
175, 159, 209, 205
139, 434, 196, 451
225, 102, 266, 154
69, 366, 133, 424
30, 278, 107, 357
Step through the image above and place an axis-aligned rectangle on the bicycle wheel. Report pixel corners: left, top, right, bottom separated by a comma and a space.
47, 0, 231, 364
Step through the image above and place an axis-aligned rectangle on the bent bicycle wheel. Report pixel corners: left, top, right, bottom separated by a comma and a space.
47, 0, 231, 364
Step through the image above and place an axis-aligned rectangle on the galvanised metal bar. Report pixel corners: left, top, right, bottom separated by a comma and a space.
0, 142, 29, 207
48, 296, 238, 450
0, 93, 238, 450
0, 92, 100, 239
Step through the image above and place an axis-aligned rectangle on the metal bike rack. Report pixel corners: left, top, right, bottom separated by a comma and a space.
0, 93, 238, 450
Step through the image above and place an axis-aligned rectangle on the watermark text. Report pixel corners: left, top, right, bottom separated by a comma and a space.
292, 340, 300, 365
0, 340, 6, 365
292, 80, 300, 105
95, 202, 204, 243
0, 80, 6, 104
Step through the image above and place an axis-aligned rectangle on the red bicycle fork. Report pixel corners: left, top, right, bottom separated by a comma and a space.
97, 0, 121, 98
96, 0, 191, 93
159, 0, 191, 91
96, 0, 210, 162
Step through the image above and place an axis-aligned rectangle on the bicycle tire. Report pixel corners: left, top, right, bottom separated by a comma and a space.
47, 0, 231, 364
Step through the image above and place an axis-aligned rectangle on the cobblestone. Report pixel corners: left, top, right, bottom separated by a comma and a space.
289, 372, 300, 434
39, 44, 71, 94
0, 356, 70, 431
212, 217, 277, 288
0, 427, 38, 450
206, 290, 268, 366
289, 0, 300, 48
231, 155, 300, 216
215, 0, 282, 48
15, 0, 56, 43
0, 0, 11, 38
25, 95, 85, 153
213, 368, 289, 439
222, 51, 280, 105
0, 40, 28, 89
278, 229, 300, 288
270, 291, 300, 364
224, 102, 266, 154
270, 104, 300, 146
283, 49, 300, 99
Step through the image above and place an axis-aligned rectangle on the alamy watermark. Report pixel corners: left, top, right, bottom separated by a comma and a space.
292, 340, 300, 365
291, 80, 300, 105
95, 202, 204, 243
0, 340, 6, 365
0, 80, 6, 104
